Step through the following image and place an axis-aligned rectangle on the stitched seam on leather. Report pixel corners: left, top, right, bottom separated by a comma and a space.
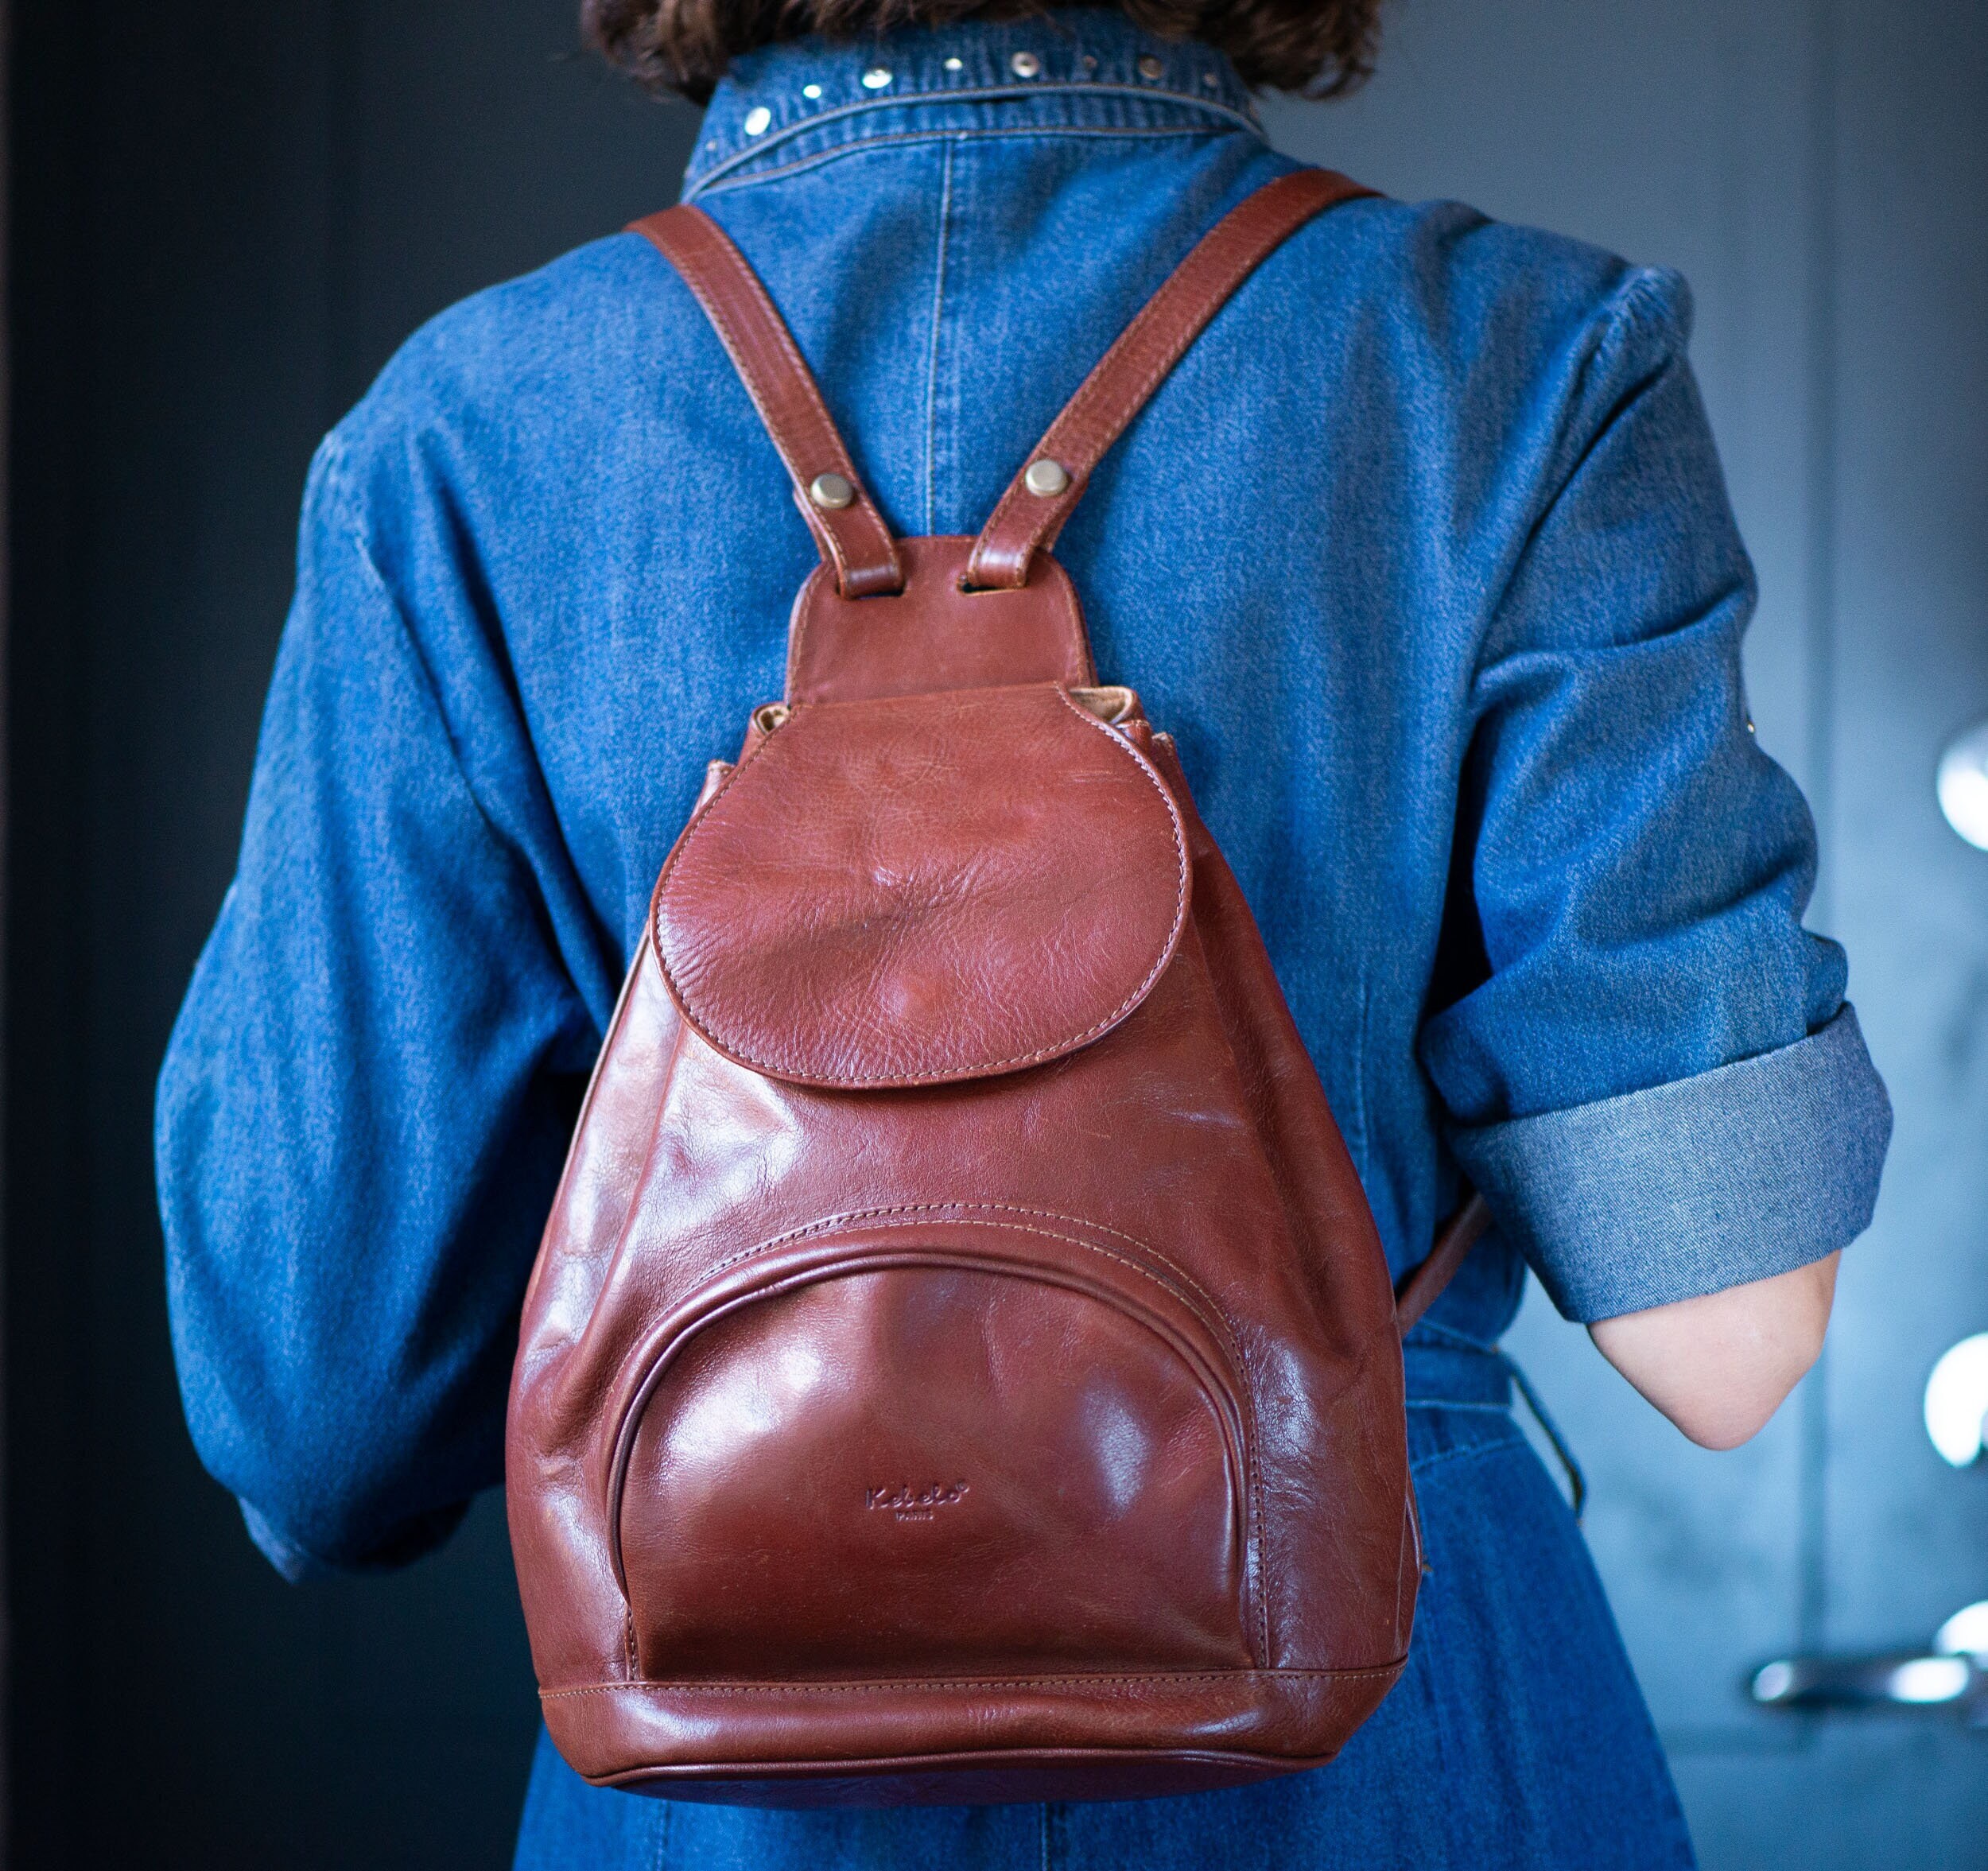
973, 176, 1347, 580
685, 269, 863, 591
786, 546, 1091, 701
668, 1205, 1254, 1483
799, 495, 854, 592
640, 214, 895, 593
542, 1666, 1404, 1698
783, 565, 821, 698
650, 689, 1188, 1083
645, 216, 837, 476
1031, 217, 1287, 480
645, 1201, 1267, 1667
1026, 201, 1288, 455
653, 1217, 1251, 1454
603, 1217, 1248, 1478
1054, 228, 1270, 450
644, 220, 856, 590
681, 1205, 1233, 1358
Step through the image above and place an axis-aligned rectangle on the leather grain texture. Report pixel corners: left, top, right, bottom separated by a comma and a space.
650, 684, 1189, 1089
786, 535, 1093, 705
508, 172, 1439, 1808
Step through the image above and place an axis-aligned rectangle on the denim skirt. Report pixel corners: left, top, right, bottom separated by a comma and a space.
512, 1343, 1695, 1871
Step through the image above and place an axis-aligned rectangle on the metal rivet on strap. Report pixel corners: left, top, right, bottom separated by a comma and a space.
1010, 52, 1042, 79
1137, 54, 1164, 80
808, 472, 856, 510
1023, 458, 1070, 498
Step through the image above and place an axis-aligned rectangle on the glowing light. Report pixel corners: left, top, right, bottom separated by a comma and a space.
1935, 1601, 1988, 1660
1936, 720, 1988, 850
1886, 1656, 1971, 1704
1924, 1333, 1988, 1466
1750, 1661, 1796, 1702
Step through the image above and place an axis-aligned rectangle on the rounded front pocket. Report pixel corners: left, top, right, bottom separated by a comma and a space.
607, 1218, 1256, 1683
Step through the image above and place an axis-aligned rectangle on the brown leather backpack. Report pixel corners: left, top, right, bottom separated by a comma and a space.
506, 168, 1485, 1808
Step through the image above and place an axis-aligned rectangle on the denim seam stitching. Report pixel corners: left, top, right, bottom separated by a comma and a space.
692, 123, 1235, 199
1408, 1434, 1528, 1483
1467, 266, 1689, 702
313, 437, 517, 865
1350, 953, 1372, 1175
1410, 1317, 1500, 1353
685, 79, 1260, 193
923, 139, 956, 537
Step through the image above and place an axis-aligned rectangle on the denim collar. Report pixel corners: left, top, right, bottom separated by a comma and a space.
682, 9, 1264, 200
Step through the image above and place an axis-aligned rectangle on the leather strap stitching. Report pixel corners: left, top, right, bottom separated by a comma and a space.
630, 207, 904, 598
648, 689, 1189, 1085
543, 1663, 1407, 1697
965, 169, 1377, 588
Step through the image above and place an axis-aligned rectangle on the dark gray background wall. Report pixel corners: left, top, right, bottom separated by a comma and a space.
8, 4, 1986, 1868
8, 6, 697, 1863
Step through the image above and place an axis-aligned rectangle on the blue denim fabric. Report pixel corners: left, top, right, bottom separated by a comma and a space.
1454, 1003, 1889, 1320
155, 8, 1891, 1861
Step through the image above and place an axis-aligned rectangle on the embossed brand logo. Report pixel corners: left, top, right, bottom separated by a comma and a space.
867, 1481, 970, 1523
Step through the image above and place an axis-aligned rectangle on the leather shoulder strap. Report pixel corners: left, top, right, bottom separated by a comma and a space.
1394, 1194, 1490, 1335
629, 206, 905, 599
965, 168, 1378, 590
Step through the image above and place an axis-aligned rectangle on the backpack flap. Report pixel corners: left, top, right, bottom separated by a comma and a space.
650, 682, 1190, 1090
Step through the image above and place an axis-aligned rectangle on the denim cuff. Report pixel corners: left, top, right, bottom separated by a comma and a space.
1448, 1004, 1891, 1323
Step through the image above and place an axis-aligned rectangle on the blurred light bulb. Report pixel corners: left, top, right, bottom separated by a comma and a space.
1936, 720, 1988, 849
1886, 1656, 1971, 1703
1750, 1660, 1796, 1702
1924, 1333, 1988, 1466
1935, 1601, 1988, 1660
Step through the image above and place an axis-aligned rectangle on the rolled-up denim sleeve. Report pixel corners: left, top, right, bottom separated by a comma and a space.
1419, 266, 1892, 1322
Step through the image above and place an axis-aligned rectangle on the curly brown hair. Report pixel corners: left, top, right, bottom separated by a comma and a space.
581, 2, 1384, 105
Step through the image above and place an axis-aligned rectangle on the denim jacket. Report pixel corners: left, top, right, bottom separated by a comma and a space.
156, 10, 1890, 1581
